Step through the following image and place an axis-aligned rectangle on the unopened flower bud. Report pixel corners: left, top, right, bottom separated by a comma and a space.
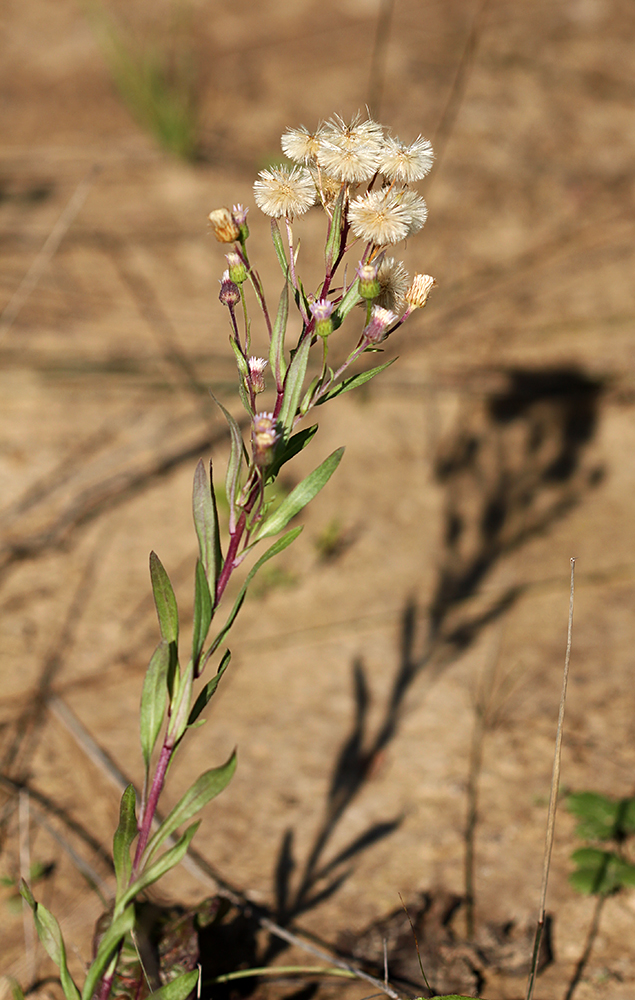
356, 261, 381, 301
252, 412, 280, 467
405, 274, 436, 310
232, 203, 250, 241
310, 298, 335, 339
219, 270, 240, 307
226, 250, 247, 285
362, 305, 397, 344
208, 207, 240, 243
247, 356, 267, 394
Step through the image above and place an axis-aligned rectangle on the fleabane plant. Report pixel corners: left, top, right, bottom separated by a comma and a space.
20, 113, 436, 1000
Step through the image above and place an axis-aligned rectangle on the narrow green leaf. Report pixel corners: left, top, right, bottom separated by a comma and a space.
336, 277, 361, 321
213, 397, 245, 532
117, 823, 200, 912
147, 970, 200, 1000
277, 334, 311, 435
270, 218, 288, 275
269, 281, 289, 391
324, 186, 346, 273
253, 448, 344, 543
188, 649, 231, 725
192, 559, 212, 669
6, 978, 26, 1000
167, 659, 194, 747
140, 640, 171, 770
81, 905, 135, 1000
317, 358, 396, 405
299, 374, 322, 417
210, 528, 302, 654
19, 882, 81, 1000
113, 785, 137, 898
192, 460, 222, 596
149, 552, 179, 644
143, 751, 236, 865
265, 424, 318, 482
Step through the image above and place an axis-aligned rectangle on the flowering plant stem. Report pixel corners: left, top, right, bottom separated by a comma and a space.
21, 112, 435, 1000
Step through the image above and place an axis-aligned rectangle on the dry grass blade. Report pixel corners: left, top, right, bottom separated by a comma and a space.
526, 557, 576, 1000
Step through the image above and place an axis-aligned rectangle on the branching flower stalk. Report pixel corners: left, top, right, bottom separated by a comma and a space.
20, 112, 436, 1000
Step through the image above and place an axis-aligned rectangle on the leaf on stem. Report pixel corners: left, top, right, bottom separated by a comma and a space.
143, 751, 237, 865
270, 218, 289, 275
316, 358, 396, 405
113, 785, 137, 899
277, 334, 311, 436
210, 527, 303, 654
192, 559, 213, 670
140, 640, 173, 771
81, 905, 136, 1000
213, 397, 245, 534
193, 460, 223, 598
265, 424, 318, 482
269, 280, 289, 390
252, 448, 344, 542
117, 822, 200, 912
149, 552, 179, 645
19, 881, 81, 1000
324, 186, 346, 274
336, 277, 361, 321
146, 970, 200, 1000
167, 658, 194, 748
188, 648, 231, 725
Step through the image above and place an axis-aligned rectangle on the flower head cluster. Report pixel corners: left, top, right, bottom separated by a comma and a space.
277, 112, 433, 248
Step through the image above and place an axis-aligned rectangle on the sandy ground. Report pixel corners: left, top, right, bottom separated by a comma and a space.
1, 0, 635, 998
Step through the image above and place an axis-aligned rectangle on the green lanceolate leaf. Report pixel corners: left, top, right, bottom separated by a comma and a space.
6, 979, 26, 1000
214, 397, 245, 533
210, 527, 302, 654
265, 424, 318, 482
19, 881, 81, 1000
81, 905, 135, 1000
270, 218, 289, 275
317, 358, 396, 405
140, 640, 172, 770
253, 448, 344, 543
269, 280, 289, 391
143, 751, 237, 865
336, 276, 361, 321
192, 459, 222, 596
192, 559, 212, 670
150, 552, 179, 645
324, 186, 346, 274
277, 333, 311, 436
188, 649, 231, 725
167, 658, 194, 748
147, 970, 200, 1000
113, 785, 137, 898
299, 374, 322, 416
117, 823, 200, 913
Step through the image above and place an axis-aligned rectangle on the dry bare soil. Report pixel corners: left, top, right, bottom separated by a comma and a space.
1, 1, 635, 998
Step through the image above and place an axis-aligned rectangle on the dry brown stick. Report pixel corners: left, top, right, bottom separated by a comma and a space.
526, 557, 576, 1000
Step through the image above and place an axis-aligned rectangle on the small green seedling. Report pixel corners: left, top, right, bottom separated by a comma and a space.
567, 791, 635, 895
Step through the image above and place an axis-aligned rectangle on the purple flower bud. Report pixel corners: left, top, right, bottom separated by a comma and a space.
362, 305, 397, 344
219, 270, 241, 307
252, 412, 280, 467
